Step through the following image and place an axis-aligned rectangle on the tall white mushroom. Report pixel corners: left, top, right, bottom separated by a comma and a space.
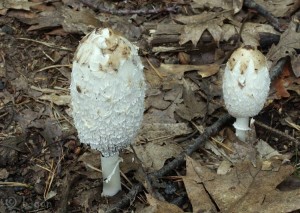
222, 46, 270, 141
70, 28, 146, 196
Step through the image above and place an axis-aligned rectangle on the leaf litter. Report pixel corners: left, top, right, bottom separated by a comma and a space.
0, 0, 299, 212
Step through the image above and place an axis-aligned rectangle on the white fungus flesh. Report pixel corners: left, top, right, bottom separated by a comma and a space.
70, 28, 145, 196
222, 46, 270, 141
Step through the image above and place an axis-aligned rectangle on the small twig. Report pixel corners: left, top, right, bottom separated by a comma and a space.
174, 130, 198, 143
0, 182, 30, 188
42, 50, 55, 62
17, 38, 73, 52
243, 0, 283, 32
106, 114, 232, 212
210, 136, 234, 153
254, 120, 299, 146
30, 85, 68, 94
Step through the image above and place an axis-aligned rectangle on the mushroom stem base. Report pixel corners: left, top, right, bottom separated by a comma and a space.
101, 154, 122, 197
233, 117, 250, 142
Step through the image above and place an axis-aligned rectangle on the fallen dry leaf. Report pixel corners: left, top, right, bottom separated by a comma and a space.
256, 140, 281, 160
10, 76, 28, 91
142, 107, 177, 124
73, 188, 100, 212
15, 108, 41, 130
145, 93, 171, 110
267, 17, 300, 75
186, 157, 300, 212
287, 79, 300, 95
222, 24, 238, 41
291, 54, 300, 77
0, 168, 9, 179
175, 11, 225, 25
140, 122, 192, 142
179, 19, 223, 46
191, 0, 243, 14
6, 10, 37, 24
0, 135, 24, 166
62, 7, 101, 34
144, 86, 182, 124
217, 160, 233, 175
183, 156, 217, 212
78, 151, 100, 169
228, 168, 300, 213
78, 151, 102, 180
273, 78, 291, 98
0, 91, 13, 106
242, 22, 280, 47
0, 0, 41, 11
177, 11, 231, 46
175, 79, 207, 121
133, 142, 182, 172
144, 67, 163, 89
27, 9, 63, 31
144, 194, 184, 213
272, 63, 294, 99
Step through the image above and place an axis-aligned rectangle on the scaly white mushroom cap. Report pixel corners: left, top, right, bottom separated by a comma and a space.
222, 46, 270, 120
70, 28, 146, 157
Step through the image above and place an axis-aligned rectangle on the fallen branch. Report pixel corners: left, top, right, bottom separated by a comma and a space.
81, 0, 179, 15
106, 114, 233, 212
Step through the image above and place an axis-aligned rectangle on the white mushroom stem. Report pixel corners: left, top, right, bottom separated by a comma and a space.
101, 155, 122, 197
233, 117, 250, 141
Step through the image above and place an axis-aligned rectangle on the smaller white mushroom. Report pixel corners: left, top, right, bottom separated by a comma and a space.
222, 46, 270, 141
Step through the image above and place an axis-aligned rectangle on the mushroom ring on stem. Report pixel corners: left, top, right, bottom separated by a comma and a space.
70, 28, 146, 196
222, 45, 270, 141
